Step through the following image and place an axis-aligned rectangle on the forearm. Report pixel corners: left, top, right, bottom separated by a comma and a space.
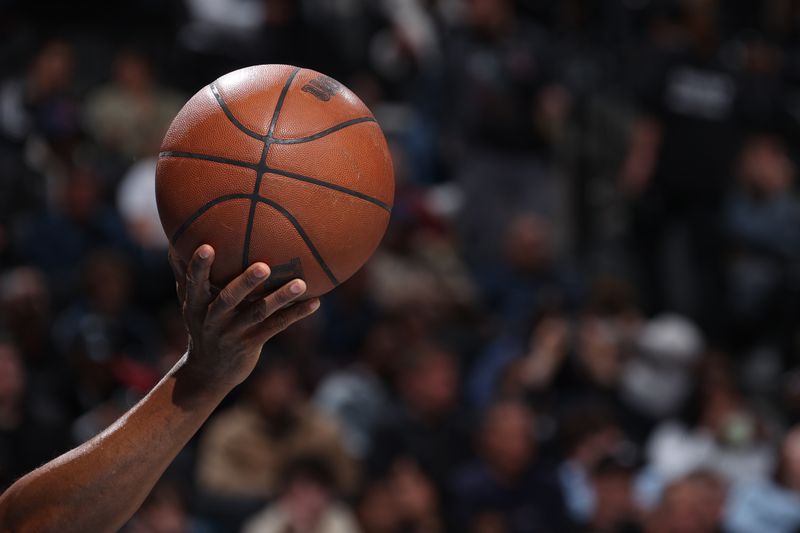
0, 244, 318, 533
0, 353, 229, 533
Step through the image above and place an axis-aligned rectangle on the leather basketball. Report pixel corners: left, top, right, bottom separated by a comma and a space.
156, 65, 394, 298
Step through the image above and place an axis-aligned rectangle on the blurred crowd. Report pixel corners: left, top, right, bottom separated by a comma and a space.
4, 0, 800, 532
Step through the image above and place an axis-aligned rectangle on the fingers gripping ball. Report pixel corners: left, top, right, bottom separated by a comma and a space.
156, 65, 395, 298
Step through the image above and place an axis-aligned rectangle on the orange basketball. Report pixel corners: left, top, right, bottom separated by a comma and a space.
156, 65, 394, 298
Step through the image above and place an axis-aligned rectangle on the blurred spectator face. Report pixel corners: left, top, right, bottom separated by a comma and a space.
400, 347, 459, 418
696, 356, 762, 447
684, 5, 718, 55
503, 213, 552, 274
282, 475, 332, 530
253, 364, 300, 418
0, 342, 25, 412
29, 40, 74, 98
84, 252, 132, 316
480, 401, 535, 480
0, 267, 51, 356
63, 169, 101, 223
128, 482, 189, 533
577, 280, 642, 387
577, 318, 624, 387
114, 51, 153, 95
467, 0, 513, 36
701, 385, 757, 446
650, 472, 725, 533
388, 459, 440, 524
361, 319, 404, 378
357, 480, 401, 533
737, 136, 794, 197
264, 0, 297, 26
779, 427, 800, 491
591, 467, 638, 532
473, 511, 507, 533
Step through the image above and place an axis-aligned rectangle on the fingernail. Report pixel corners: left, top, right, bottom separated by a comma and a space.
290, 280, 305, 294
309, 299, 320, 311
253, 265, 268, 278
198, 246, 211, 259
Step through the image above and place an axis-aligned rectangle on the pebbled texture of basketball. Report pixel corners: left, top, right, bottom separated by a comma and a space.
155, 65, 394, 298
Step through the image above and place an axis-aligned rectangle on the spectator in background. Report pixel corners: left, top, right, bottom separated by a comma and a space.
534, 278, 640, 417
0, 338, 70, 491
368, 341, 472, 501
0, 40, 75, 240
467, 212, 582, 410
196, 356, 357, 515
450, 400, 569, 533
446, 0, 570, 266
243, 456, 360, 533
558, 407, 632, 526
124, 479, 203, 533
644, 471, 726, 533
366, 160, 477, 316
15, 166, 133, 297
314, 315, 399, 459
478, 212, 578, 332
724, 425, 800, 533
584, 457, 642, 533
52, 251, 159, 442
625, 2, 737, 329
722, 135, 800, 344
470, 276, 639, 423
641, 354, 773, 506
85, 48, 183, 161
0, 38, 80, 161
0, 267, 77, 426
356, 476, 400, 533
357, 457, 445, 533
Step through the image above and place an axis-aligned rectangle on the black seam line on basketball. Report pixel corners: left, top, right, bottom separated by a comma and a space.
266, 67, 301, 140
271, 117, 377, 144
157, 150, 391, 212
209, 83, 264, 141
241, 68, 300, 271
169, 193, 252, 245
253, 196, 339, 286
242, 142, 271, 271
159, 151, 259, 171
265, 166, 391, 212
169, 193, 339, 286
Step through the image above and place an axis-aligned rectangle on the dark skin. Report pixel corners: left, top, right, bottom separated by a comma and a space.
0, 244, 321, 533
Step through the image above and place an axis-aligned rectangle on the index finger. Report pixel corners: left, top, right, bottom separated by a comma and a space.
168, 246, 188, 301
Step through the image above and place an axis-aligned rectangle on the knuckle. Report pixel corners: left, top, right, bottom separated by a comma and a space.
217, 288, 236, 308
274, 286, 294, 306
273, 313, 291, 332
185, 270, 200, 287
251, 301, 269, 323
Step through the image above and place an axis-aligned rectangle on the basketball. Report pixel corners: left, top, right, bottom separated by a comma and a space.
155, 64, 394, 298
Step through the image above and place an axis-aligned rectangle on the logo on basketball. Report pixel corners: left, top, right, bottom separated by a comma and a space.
262, 257, 304, 292
301, 76, 341, 102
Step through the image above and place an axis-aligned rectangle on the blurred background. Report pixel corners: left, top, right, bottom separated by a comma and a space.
3, 0, 800, 532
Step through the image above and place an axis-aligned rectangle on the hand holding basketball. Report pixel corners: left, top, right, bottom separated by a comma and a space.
168, 244, 320, 391
157, 65, 394, 300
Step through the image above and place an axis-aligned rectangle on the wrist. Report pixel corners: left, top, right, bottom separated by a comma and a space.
170, 352, 233, 409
